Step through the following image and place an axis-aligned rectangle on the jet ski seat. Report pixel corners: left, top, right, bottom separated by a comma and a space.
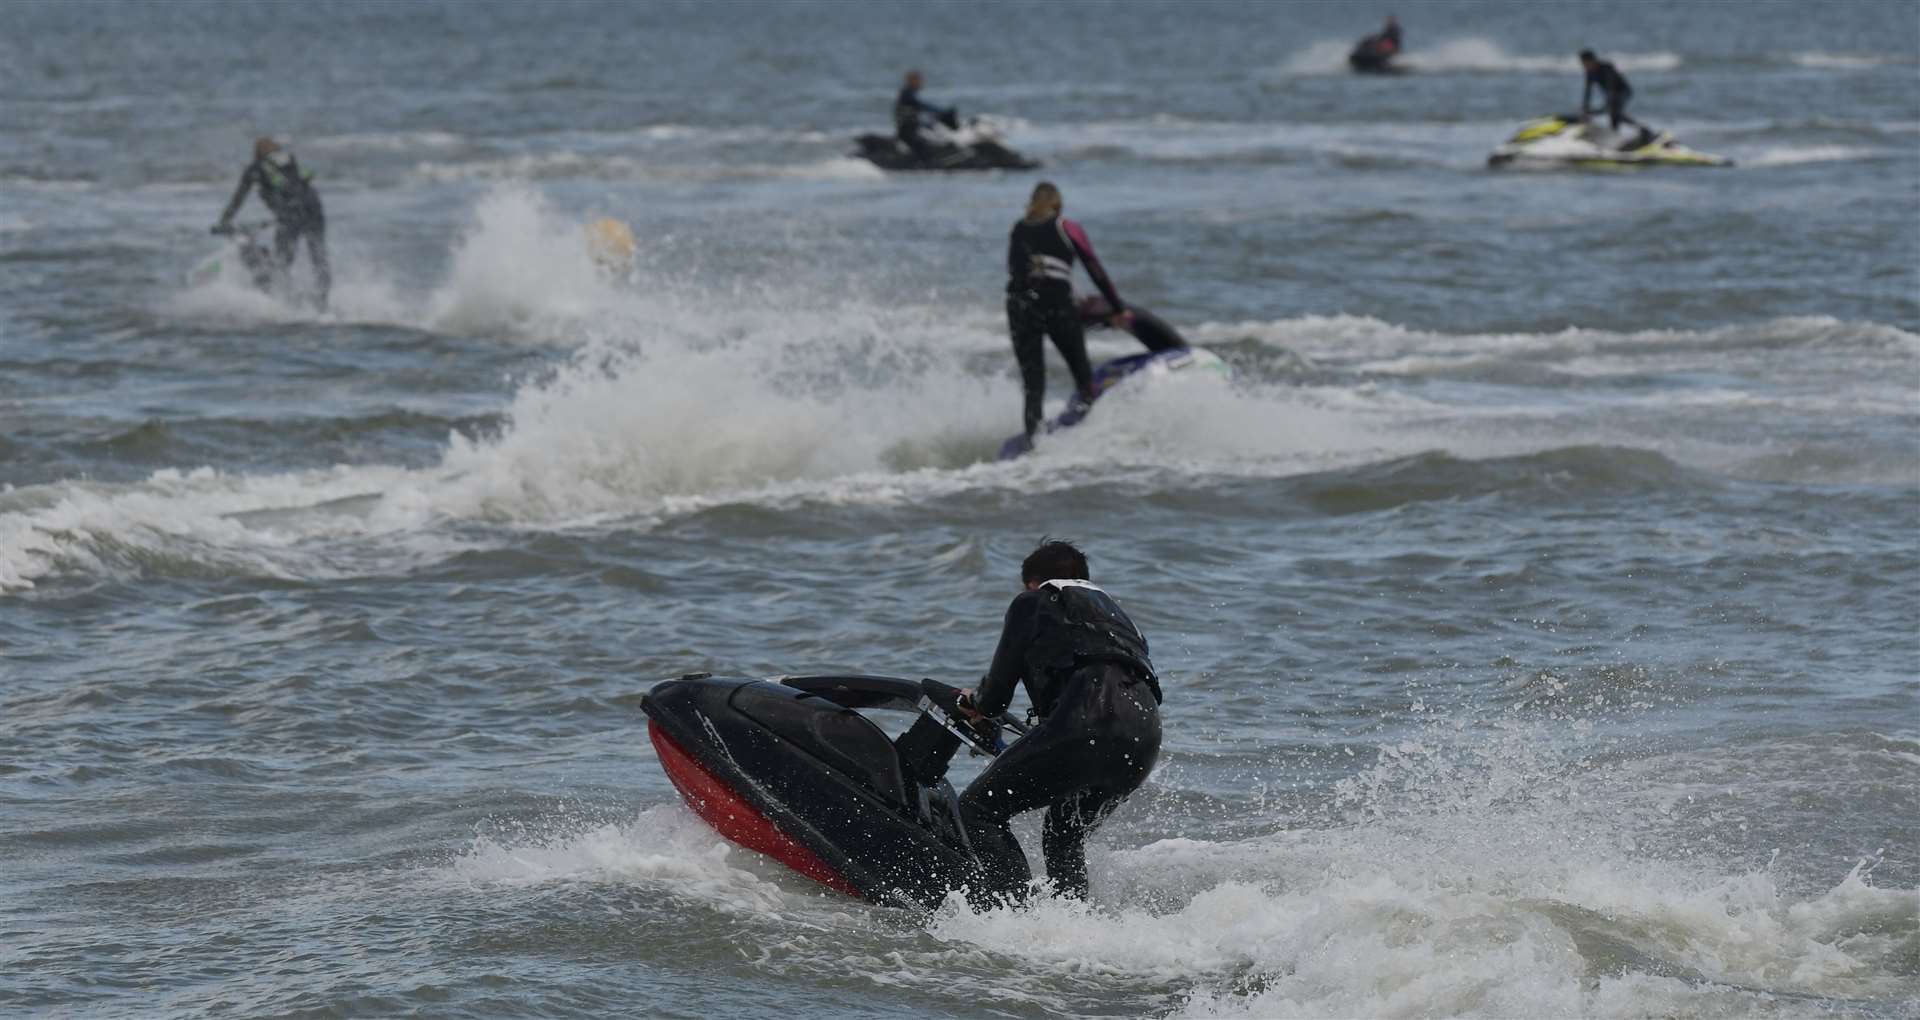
730, 683, 908, 803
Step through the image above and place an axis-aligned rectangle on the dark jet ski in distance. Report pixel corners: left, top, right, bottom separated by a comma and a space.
1349, 17, 1405, 74
642, 672, 1029, 908
854, 114, 1039, 172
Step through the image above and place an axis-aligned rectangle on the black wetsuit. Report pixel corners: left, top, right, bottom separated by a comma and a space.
1006, 215, 1126, 439
959, 580, 1162, 901
218, 152, 330, 304
894, 86, 951, 159
1582, 60, 1638, 131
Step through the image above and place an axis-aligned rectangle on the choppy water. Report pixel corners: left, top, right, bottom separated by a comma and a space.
3, 2, 1918, 1017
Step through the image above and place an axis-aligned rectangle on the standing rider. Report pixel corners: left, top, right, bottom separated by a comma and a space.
1578, 49, 1641, 134
214, 136, 330, 308
1004, 181, 1130, 448
956, 540, 1163, 901
894, 70, 956, 160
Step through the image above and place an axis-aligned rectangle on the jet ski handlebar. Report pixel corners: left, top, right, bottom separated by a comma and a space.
773, 673, 1026, 754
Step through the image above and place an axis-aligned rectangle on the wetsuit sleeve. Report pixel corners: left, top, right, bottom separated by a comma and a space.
1060, 218, 1125, 314
217, 164, 257, 226
974, 592, 1040, 718
1581, 73, 1595, 112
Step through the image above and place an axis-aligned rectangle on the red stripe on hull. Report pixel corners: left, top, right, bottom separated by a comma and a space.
647, 719, 861, 899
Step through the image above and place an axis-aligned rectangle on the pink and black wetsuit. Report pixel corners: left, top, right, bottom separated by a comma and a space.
1005, 214, 1127, 439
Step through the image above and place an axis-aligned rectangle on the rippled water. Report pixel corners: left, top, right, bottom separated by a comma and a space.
3, 2, 1917, 1017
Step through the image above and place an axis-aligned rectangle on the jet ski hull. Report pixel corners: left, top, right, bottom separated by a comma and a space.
641, 674, 1002, 909
854, 134, 1039, 172
1348, 50, 1403, 73
648, 719, 861, 897
1488, 116, 1733, 169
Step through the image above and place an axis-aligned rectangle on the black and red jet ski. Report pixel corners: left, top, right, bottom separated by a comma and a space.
641, 672, 1029, 909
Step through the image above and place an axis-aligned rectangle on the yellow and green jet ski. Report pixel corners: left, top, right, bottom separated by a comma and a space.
1488, 114, 1733, 170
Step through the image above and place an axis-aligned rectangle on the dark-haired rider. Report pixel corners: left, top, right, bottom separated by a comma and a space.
214, 136, 330, 307
895, 70, 956, 160
1076, 295, 1188, 354
955, 540, 1162, 902
1578, 49, 1641, 134
1006, 181, 1129, 445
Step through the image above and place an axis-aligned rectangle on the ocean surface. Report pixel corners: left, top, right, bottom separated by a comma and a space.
3, 1, 1917, 1017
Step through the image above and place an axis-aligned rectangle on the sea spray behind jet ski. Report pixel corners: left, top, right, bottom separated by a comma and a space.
641, 673, 1029, 908
997, 346, 1233, 460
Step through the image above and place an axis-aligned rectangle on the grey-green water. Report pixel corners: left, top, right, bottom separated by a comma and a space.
3, 2, 1916, 1017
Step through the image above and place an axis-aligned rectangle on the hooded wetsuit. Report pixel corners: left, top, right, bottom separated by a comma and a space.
218, 152, 330, 305
1006, 215, 1127, 440
1582, 59, 1638, 131
959, 580, 1162, 901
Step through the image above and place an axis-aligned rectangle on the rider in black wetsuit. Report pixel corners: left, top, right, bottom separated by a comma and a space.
1579, 50, 1640, 132
1005, 181, 1129, 444
895, 70, 955, 160
214, 137, 330, 307
956, 540, 1162, 902
1076, 295, 1188, 354
1350, 15, 1403, 70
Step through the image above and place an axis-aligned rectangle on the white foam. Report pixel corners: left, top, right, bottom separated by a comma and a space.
919, 719, 1920, 1017
1031, 115, 1502, 165
306, 129, 467, 153
1789, 52, 1900, 69
448, 804, 801, 914
1281, 37, 1681, 75
775, 157, 889, 181
161, 185, 639, 336
411, 151, 643, 183
1744, 144, 1887, 167
24, 238, 1919, 592
423, 187, 638, 336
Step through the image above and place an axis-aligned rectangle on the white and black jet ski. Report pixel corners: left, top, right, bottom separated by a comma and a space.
1488, 114, 1733, 169
855, 115, 1039, 172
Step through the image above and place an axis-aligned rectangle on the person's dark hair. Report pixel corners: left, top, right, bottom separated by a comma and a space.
1578, 49, 1596, 61
1022, 539, 1089, 584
